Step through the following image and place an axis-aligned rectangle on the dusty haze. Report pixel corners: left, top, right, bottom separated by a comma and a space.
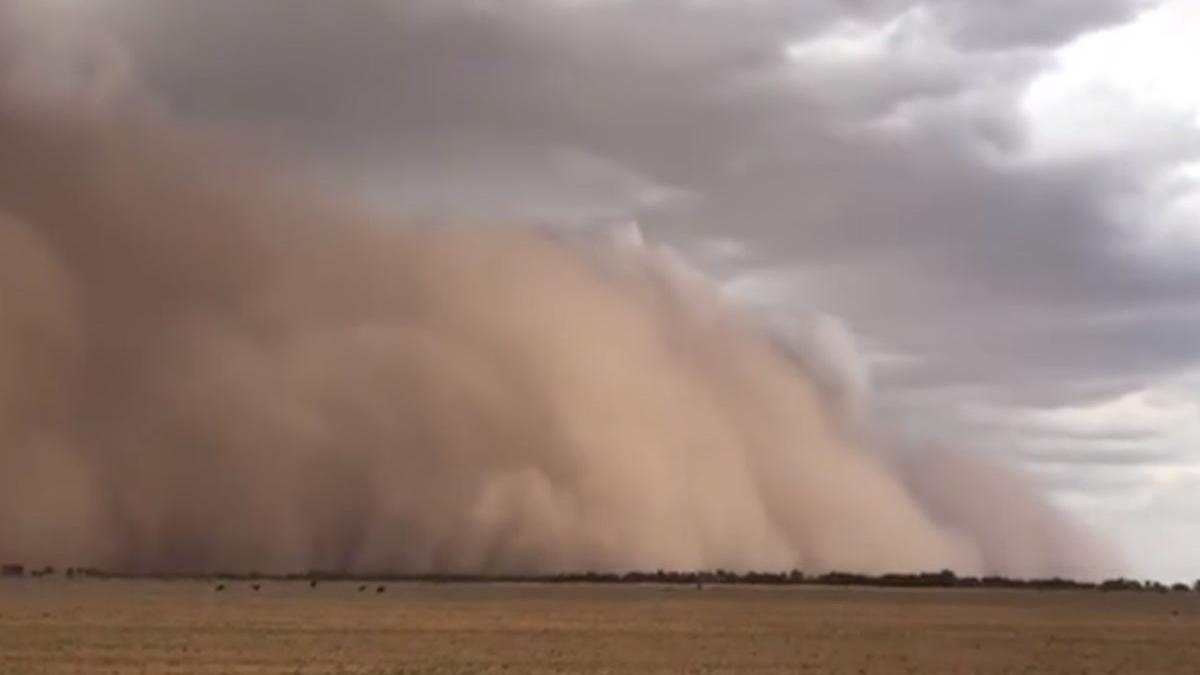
0, 91, 1111, 576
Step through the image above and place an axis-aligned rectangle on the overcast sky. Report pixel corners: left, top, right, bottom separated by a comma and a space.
6, 0, 1199, 580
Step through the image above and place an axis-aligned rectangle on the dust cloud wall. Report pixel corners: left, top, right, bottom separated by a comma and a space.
0, 0, 1111, 574
0, 101, 1114, 577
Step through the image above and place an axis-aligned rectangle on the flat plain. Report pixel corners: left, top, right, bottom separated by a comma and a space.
1, 579, 1197, 674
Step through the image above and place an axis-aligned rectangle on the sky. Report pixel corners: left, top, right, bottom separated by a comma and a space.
3, 0, 1199, 581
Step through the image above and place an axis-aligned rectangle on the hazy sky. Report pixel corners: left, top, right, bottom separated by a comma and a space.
5, 0, 1199, 580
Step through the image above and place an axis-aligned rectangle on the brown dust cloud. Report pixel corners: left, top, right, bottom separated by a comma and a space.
0, 38, 1111, 578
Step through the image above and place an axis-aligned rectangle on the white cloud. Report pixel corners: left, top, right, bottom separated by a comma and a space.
1019, 0, 1200, 163
1017, 0, 1200, 259
1029, 386, 1200, 440
783, 6, 964, 113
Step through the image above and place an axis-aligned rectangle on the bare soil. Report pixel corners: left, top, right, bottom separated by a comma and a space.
1, 579, 1197, 674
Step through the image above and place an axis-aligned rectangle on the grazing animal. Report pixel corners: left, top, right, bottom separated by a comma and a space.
252, 584, 261, 591
215, 584, 225, 592
358, 585, 367, 592
309, 580, 318, 588
376, 585, 386, 594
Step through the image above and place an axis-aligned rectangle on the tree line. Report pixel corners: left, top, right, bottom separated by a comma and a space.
4, 564, 1198, 592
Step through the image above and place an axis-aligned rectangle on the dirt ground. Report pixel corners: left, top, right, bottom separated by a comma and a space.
0, 579, 1196, 674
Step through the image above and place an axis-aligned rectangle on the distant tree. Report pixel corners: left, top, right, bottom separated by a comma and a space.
1099, 577, 1141, 592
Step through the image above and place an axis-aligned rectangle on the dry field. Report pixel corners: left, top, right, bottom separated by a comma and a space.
1, 579, 1197, 674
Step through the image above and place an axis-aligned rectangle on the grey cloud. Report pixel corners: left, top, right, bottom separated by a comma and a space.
931, 0, 1152, 48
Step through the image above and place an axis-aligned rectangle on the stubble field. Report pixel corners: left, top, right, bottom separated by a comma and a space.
0, 579, 1196, 674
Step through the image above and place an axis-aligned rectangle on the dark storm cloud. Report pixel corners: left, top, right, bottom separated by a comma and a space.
930, 0, 1152, 48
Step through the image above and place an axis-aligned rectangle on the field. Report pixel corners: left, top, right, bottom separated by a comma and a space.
1, 579, 1197, 674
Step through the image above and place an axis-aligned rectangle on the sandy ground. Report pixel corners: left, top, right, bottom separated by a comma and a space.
0, 579, 1197, 674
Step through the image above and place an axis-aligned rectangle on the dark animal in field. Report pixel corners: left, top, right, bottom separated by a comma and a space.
376, 586, 385, 593
215, 584, 225, 592
252, 584, 261, 591
358, 585, 367, 592
310, 580, 318, 588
